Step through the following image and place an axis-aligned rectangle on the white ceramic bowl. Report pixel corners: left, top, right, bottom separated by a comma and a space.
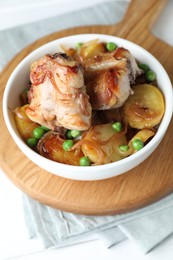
3, 34, 173, 181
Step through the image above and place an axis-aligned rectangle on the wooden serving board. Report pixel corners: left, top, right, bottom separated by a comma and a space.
0, 0, 173, 215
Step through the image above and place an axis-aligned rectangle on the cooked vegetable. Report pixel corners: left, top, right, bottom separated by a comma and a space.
119, 145, 129, 152
78, 39, 106, 60
70, 130, 81, 138
106, 42, 117, 52
130, 128, 155, 153
14, 105, 39, 140
63, 140, 74, 151
33, 127, 45, 139
112, 122, 122, 132
66, 130, 73, 139
130, 128, 155, 144
75, 42, 83, 49
138, 63, 149, 73
41, 125, 50, 132
37, 132, 84, 165
124, 84, 165, 129
146, 70, 156, 82
117, 129, 155, 156
132, 139, 144, 151
81, 123, 127, 164
26, 138, 38, 147
80, 156, 91, 166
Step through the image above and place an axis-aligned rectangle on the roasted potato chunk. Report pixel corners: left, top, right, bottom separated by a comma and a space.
129, 129, 155, 154
81, 123, 127, 164
37, 132, 84, 166
130, 129, 155, 143
79, 39, 106, 60
124, 84, 165, 129
14, 105, 39, 140
117, 129, 156, 157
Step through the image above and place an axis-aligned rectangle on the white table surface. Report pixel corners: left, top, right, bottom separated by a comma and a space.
0, 1, 173, 259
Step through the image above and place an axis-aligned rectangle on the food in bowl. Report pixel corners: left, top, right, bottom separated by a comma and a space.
3, 34, 172, 181
13, 38, 165, 166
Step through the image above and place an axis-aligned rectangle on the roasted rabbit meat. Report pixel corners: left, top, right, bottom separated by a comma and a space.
26, 53, 92, 131
84, 48, 142, 110
113, 47, 142, 83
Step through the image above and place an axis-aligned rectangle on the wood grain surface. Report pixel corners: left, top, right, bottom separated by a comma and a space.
0, 0, 173, 215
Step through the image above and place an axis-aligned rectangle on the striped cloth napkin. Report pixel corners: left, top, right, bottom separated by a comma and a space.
1, 0, 173, 254
23, 193, 173, 254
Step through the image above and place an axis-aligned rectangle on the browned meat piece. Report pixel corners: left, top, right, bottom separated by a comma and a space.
84, 48, 142, 110
26, 53, 92, 131
85, 65, 132, 110
113, 47, 142, 83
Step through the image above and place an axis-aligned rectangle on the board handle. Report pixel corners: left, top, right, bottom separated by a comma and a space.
111, 0, 168, 44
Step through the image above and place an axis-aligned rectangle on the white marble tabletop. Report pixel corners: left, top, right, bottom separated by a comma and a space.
0, 1, 173, 259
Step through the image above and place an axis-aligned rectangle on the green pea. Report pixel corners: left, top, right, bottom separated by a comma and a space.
80, 156, 91, 166
146, 70, 156, 82
106, 42, 117, 52
76, 42, 83, 49
66, 130, 73, 139
119, 145, 129, 152
63, 140, 74, 151
132, 139, 144, 151
41, 125, 50, 132
26, 138, 37, 147
71, 130, 81, 138
138, 63, 150, 73
25, 89, 29, 95
112, 122, 122, 132
20, 88, 29, 105
33, 127, 45, 139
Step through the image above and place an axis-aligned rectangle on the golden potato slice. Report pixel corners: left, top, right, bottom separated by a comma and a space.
79, 39, 106, 60
37, 132, 84, 166
130, 129, 155, 143
14, 105, 39, 140
129, 129, 155, 153
124, 84, 165, 129
81, 123, 127, 164
117, 129, 155, 156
